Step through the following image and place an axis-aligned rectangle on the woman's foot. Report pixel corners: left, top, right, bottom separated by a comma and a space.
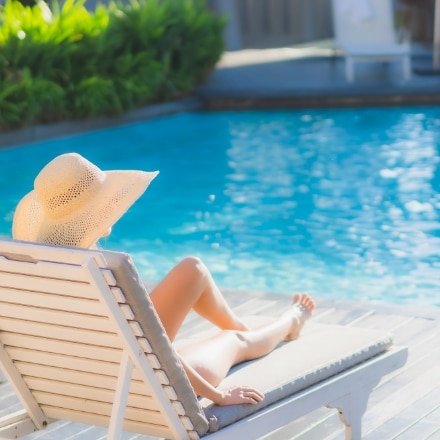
284, 293, 315, 341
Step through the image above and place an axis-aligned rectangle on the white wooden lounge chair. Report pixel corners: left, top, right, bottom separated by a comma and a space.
331, 0, 411, 82
0, 238, 408, 439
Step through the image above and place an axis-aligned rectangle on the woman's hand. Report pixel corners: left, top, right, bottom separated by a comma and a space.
215, 386, 265, 406
178, 355, 264, 406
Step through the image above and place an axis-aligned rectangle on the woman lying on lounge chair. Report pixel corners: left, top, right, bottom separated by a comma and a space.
12, 152, 315, 407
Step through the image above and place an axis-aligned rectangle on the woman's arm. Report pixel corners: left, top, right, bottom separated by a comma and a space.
178, 355, 264, 406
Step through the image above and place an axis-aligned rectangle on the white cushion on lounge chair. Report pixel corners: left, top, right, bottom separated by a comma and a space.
202, 323, 393, 431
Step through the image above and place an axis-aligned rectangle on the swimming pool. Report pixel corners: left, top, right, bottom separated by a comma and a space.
1, 107, 439, 307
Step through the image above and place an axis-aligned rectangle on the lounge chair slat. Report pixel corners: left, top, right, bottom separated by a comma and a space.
0, 256, 116, 286
41, 406, 174, 438
16, 362, 152, 395
0, 272, 112, 301
0, 304, 114, 332
2, 334, 123, 362
2, 319, 120, 348
36, 394, 180, 431
8, 348, 145, 382
27, 378, 157, 410
121, 305, 135, 320
0, 318, 120, 348
18, 362, 119, 388
0, 240, 107, 267
36, 394, 165, 424
0, 281, 123, 307
0, 287, 104, 315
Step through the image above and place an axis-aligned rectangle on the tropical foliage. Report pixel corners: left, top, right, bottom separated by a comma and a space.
0, 0, 225, 130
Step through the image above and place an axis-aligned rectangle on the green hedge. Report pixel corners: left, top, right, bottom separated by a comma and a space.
0, 0, 225, 130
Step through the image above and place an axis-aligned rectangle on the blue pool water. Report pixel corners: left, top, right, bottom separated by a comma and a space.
0, 108, 439, 307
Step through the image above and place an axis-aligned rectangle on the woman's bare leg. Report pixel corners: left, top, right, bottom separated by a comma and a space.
150, 256, 248, 341
179, 293, 315, 386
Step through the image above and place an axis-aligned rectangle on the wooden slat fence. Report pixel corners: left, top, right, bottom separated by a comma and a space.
207, 0, 334, 50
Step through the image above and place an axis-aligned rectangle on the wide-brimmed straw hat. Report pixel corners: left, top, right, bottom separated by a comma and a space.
13, 153, 158, 248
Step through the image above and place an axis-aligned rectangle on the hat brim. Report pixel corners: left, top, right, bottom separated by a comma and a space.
13, 169, 158, 248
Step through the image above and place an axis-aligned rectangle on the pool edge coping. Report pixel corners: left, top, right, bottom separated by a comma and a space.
4, 92, 440, 149
0, 97, 203, 149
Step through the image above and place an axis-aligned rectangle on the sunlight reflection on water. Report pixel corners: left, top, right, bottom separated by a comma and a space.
1, 108, 439, 306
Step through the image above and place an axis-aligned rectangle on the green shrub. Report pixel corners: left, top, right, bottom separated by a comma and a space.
0, 68, 65, 129
0, 0, 225, 131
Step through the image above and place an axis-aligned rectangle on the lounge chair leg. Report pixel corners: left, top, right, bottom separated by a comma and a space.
346, 57, 354, 82
403, 56, 411, 80
108, 351, 133, 440
337, 406, 362, 440
327, 391, 369, 440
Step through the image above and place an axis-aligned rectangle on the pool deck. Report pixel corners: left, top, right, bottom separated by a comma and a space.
2, 46, 440, 439
197, 43, 440, 109
2, 291, 440, 440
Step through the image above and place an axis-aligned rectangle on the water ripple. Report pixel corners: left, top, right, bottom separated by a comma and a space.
0, 107, 439, 306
